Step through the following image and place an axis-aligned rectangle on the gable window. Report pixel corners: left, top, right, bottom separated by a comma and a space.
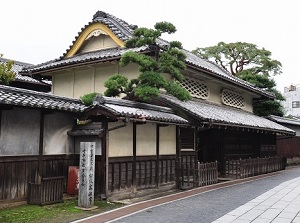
180, 78, 209, 99
221, 89, 245, 109
292, 101, 300, 108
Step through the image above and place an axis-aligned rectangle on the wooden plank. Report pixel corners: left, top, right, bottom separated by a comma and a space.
10, 162, 17, 199
3, 162, 11, 200
118, 162, 122, 191
0, 162, 4, 200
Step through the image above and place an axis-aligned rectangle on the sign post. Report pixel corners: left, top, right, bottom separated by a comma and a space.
78, 142, 97, 210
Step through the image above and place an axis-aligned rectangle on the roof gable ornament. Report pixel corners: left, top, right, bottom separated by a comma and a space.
93, 11, 108, 20
92, 94, 106, 105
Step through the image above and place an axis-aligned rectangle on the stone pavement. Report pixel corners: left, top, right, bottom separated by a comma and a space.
212, 176, 300, 223
73, 171, 290, 223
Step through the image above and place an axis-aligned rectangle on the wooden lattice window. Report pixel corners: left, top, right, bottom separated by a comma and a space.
180, 127, 195, 150
180, 78, 209, 99
221, 89, 245, 108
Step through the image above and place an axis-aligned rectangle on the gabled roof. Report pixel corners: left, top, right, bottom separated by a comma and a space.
21, 11, 274, 99
268, 115, 300, 127
159, 94, 295, 136
0, 85, 187, 124
0, 84, 86, 112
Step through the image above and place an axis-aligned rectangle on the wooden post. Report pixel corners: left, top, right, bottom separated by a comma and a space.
176, 126, 181, 188
132, 122, 137, 192
101, 119, 108, 197
37, 111, 45, 184
156, 124, 160, 188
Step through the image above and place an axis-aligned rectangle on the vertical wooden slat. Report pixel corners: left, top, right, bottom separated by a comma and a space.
11, 162, 17, 199
150, 160, 153, 185
111, 163, 115, 192
119, 162, 122, 191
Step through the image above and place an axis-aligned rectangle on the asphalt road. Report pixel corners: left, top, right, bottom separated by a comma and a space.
110, 166, 300, 223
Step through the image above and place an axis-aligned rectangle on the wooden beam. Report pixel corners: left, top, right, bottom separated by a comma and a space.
101, 119, 108, 197
37, 111, 45, 184
156, 124, 160, 188
176, 126, 181, 188
132, 122, 137, 192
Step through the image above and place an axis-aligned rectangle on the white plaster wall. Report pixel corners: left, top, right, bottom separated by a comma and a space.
243, 94, 253, 112
95, 64, 119, 94
44, 112, 74, 154
52, 71, 74, 98
136, 123, 156, 156
73, 69, 94, 99
108, 121, 133, 157
0, 108, 40, 155
78, 35, 119, 54
207, 82, 222, 104
159, 125, 176, 155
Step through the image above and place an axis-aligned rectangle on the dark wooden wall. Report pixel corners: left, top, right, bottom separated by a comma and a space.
108, 155, 176, 193
0, 155, 79, 201
277, 136, 300, 158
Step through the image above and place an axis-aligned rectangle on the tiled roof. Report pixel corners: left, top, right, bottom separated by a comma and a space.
21, 11, 273, 98
160, 94, 295, 135
0, 57, 49, 85
21, 46, 149, 73
90, 95, 189, 124
0, 85, 187, 124
0, 84, 86, 112
268, 115, 300, 127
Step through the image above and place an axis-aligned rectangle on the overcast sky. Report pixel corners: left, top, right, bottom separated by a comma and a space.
0, 0, 298, 92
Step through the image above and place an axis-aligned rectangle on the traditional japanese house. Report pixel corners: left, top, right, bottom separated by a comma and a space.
19, 11, 295, 198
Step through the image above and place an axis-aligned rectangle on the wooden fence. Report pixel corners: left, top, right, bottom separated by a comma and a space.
178, 161, 218, 189
27, 176, 64, 205
108, 155, 176, 193
226, 156, 286, 179
0, 154, 79, 202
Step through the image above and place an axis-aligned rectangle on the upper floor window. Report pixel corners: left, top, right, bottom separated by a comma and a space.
221, 89, 245, 109
180, 77, 209, 99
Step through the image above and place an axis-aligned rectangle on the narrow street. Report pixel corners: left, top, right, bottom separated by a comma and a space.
107, 166, 300, 223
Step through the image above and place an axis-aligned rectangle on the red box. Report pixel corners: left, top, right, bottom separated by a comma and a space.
67, 166, 79, 195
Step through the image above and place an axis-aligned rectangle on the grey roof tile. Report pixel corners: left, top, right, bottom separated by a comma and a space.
20, 11, 273, 98
268, 115, 300, 127
0, 57, 50, 85
0, 84, 86, 112
92, 95, 189, 124
160, 94, 295, 135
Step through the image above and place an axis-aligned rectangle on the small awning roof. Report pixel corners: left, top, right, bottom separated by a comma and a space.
160, 94, 295, 136
82, 95, 189, 125
268, 115, 300, 127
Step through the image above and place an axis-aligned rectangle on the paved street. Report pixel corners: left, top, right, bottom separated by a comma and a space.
75, 166, 300, 223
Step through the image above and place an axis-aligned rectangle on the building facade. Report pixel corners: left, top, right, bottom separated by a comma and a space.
10, 10, 295, 200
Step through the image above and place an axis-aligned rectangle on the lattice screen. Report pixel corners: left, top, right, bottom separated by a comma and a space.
180, 78, 209, 99
222, 89, 245, 108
